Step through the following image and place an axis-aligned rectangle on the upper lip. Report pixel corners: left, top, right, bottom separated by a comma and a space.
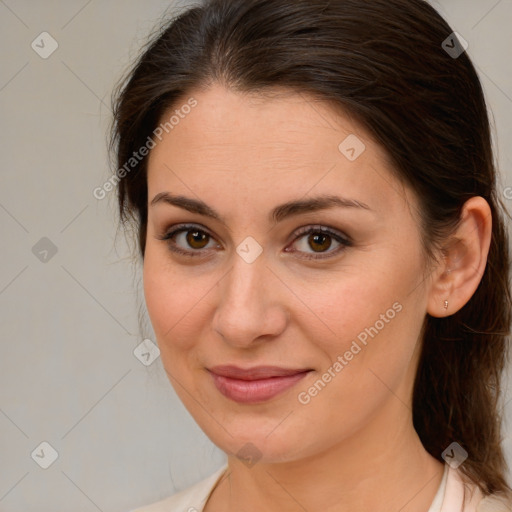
208, 365, 312, 380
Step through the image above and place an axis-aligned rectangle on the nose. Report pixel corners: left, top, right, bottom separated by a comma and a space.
212, 254, 289, 349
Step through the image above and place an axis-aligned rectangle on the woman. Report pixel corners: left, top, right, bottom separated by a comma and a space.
111, 0, 512, 510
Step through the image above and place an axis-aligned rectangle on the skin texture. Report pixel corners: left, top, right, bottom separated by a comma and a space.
143, 84, 492, 512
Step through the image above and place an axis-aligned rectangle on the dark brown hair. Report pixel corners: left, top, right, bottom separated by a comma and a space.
110, 0, 512, 499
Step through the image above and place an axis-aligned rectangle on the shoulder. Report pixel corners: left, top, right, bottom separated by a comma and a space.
446, 465, 512, 512
476, 493, 512, 512
129, 464, 228, 512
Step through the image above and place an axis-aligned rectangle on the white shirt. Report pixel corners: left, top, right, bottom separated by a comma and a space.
130, 463, 511, 512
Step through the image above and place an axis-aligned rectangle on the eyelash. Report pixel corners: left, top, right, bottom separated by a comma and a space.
157, 223, 352, 261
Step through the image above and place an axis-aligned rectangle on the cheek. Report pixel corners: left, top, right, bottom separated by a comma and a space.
143, 250, 187, 348
142, 248, 215, 359
299, 251, 426, 406
297, 262, 416, 356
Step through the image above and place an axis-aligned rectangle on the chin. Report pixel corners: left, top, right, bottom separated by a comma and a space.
197, 414, 310, 465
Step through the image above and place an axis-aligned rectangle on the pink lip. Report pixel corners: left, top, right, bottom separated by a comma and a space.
208, 365, 312, 403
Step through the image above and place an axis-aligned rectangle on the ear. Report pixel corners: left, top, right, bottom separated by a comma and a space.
427, 196, 492, 318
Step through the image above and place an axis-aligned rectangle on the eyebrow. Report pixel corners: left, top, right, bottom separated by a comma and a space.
150, 192, 373, 224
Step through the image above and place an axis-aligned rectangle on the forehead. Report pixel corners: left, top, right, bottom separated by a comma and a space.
146, 84, 412, 218
151, 84, 373, 159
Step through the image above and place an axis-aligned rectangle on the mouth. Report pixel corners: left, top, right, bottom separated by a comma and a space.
208, 365, 313, 404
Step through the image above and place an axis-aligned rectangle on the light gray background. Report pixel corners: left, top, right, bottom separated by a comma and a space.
1, 1, 511, 511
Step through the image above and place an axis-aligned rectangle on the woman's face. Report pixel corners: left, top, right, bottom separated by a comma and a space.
143, 84, 432, 464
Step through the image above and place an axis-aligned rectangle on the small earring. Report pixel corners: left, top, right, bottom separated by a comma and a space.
444, 300, 448, 310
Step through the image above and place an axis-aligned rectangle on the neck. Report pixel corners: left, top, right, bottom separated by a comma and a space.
206, 406, 444, 512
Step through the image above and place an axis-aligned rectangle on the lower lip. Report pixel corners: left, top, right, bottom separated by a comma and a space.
209, 371, 311, 404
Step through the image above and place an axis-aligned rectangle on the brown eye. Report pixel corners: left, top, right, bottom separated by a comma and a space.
307, 232, 333, 253
186, 230, 210, 249
158, 224, 218, 257
287, 225, 352, 260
